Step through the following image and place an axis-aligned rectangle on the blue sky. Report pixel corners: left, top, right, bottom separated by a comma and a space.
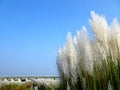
0, 0, 120, 76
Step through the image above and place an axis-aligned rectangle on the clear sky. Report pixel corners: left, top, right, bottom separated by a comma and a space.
0, 0, 120, 76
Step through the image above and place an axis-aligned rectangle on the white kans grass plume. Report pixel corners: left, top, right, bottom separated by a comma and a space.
56, 11, 120, 89
65, 32, 77, 71
57, 32, 78, 84
57, 47, 70, 79
109, 18, 120, 60
65, 33, 78, 83
89, 11, 109, 44
89, 11, 110, 60
76, 27, 94, 73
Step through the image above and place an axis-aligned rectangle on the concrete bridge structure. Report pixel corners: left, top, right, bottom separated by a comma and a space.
0, 76, 60, 82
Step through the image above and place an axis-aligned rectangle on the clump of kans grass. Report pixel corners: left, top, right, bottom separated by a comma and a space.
56, 11, 120, 90
0, 78, 60, 90
32, 78, 60, 90
0, 81, 32, 90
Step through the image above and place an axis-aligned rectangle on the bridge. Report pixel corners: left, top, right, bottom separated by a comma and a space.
0, 76, 60, 82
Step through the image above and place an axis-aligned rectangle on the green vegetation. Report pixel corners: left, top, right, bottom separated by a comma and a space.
0, 82, 32, 90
